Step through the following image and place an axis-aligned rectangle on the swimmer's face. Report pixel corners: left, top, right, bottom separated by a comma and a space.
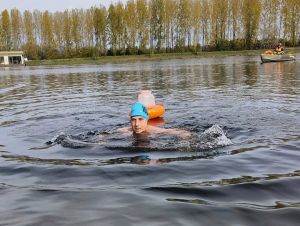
130, 116, 148, 134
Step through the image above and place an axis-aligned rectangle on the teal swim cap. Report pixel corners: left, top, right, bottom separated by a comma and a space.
130, 102, 148, 120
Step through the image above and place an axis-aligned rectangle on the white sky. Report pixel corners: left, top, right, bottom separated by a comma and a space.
0, 0, 127, 12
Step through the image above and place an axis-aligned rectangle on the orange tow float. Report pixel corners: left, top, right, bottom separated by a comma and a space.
130, 90, 166, 119
264, 50, 273, 55
147, 104, 165, 119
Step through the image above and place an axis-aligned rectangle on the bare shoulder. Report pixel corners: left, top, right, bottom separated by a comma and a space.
147, 125, 191, 138
165, 128, 191, 138
116, 127, 132, 133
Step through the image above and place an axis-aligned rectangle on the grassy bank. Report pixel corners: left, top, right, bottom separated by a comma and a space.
26, 48, 300, 66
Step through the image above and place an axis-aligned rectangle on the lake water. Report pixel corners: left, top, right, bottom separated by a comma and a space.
1, 54, 300, 226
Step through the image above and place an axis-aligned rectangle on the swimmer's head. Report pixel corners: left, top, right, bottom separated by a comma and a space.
130, 102, 148, 121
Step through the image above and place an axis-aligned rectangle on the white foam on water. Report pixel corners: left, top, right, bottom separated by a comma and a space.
196, 124, 233, 150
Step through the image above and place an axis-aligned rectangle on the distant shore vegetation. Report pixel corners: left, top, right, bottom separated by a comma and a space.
0, 0, 299, 60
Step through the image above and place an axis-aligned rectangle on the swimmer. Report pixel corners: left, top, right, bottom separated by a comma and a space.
117, 102, 191, 138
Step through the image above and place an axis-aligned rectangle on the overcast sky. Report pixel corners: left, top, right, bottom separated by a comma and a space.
0, 0, 127, 12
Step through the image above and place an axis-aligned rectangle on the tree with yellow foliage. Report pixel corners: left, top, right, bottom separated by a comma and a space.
241, 0, 262, 49
0, 10, 11, 50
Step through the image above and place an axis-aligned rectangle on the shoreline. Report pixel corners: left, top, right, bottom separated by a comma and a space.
24, 48, 300, 66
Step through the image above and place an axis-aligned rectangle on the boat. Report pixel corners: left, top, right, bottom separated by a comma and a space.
0, 51, 27, 66
260, 51, 295, 63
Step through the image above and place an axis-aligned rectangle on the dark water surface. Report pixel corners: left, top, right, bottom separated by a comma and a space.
1, 54, 300, 226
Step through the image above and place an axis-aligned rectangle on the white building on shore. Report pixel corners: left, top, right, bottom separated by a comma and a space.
0, 51, 27, 65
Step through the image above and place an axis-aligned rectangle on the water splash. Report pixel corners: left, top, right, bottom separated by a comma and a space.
194, 124, 233, 150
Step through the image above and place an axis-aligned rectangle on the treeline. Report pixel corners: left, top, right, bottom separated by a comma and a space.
0, 0, 299, 60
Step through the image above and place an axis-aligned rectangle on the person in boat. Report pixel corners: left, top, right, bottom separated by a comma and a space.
117, 102, 191, 138
274, 43, 284, 54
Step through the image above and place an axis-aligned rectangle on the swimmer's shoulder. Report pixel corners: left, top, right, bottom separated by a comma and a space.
146, 125, 178, 134
147, 125, 191, 138
146, 125, 166, 133
116, 127, 132, 133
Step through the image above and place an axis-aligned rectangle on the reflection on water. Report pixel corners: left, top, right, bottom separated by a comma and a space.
132, 133, 151, 147
0, 55, 300, 226
262, 62, 298, 95
166, 198, 300, 210
244, 63, 258, 86
1, 60, 298, 102
1, 154, 89, 166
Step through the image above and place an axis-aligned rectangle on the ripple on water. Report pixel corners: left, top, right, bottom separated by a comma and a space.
1, 56, 300, 226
